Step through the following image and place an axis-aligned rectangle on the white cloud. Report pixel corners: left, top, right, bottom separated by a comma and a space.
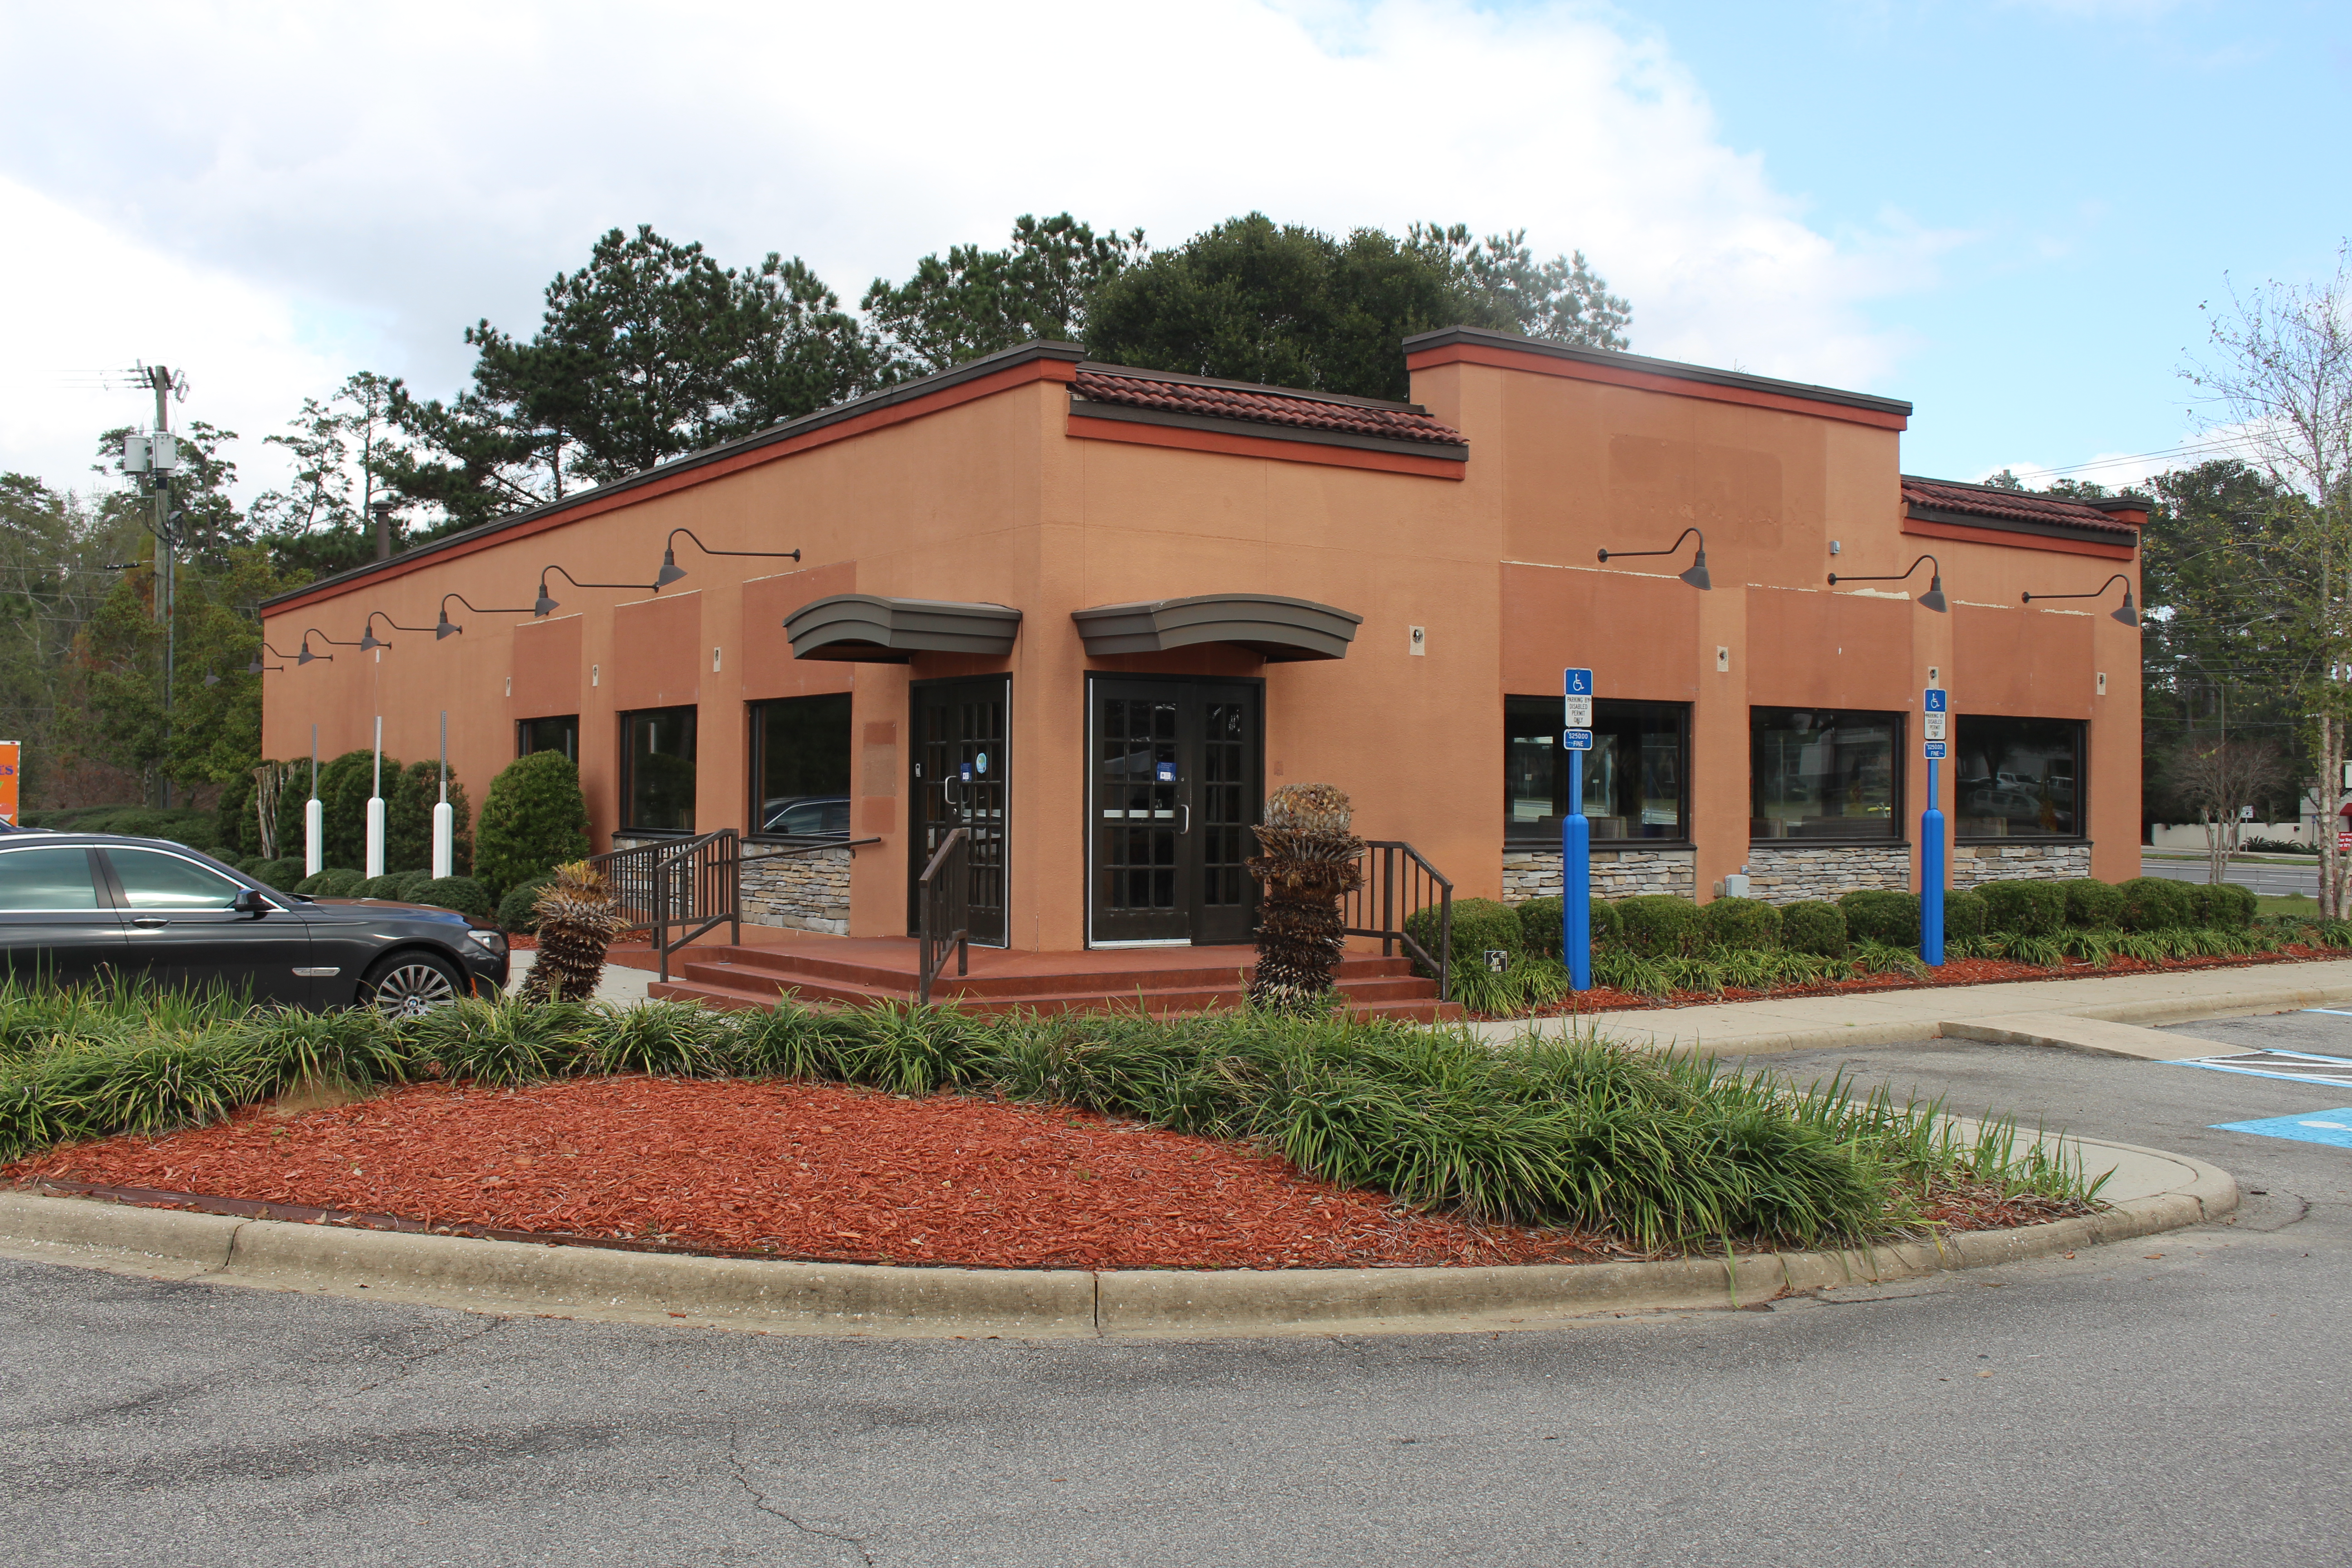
0, 0, 1942, 502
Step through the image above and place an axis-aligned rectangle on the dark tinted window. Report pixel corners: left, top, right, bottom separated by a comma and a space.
519, 715, 578, 760
1955, 716, 2084, 838
0, 847, 99, 909
750, 695, 852, 836
622, 706, 697, 832
1504, 698, 1688, 842
1752, 707, 1901, 839
108, 849, 244, 910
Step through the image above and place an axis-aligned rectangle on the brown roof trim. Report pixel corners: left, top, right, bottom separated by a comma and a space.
1899, 474, 2143, 544
1071, 593, 1363, 662
784, 594, 1022, 663
1074, 361, 1435, 416
1067, 393, 1468, 461
261, 341, 1089, 615
1404, 326, 1913, 426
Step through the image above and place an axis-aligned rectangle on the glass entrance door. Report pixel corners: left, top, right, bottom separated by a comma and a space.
1089, 676, 1261, 946
908, 676, 1009, 946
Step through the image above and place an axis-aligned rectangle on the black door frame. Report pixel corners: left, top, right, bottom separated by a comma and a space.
907, 673, 1011, 947
1083, 672, 1264, 949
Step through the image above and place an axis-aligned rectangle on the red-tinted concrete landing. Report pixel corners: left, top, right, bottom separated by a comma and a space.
613, 930, 1460, 1022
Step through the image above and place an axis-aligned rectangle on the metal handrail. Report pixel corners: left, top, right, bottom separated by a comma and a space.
588, 829, 738, 983
1341, 839, 1455, 1002
917, 827, 970, 1007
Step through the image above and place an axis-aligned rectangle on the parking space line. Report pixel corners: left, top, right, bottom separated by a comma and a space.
2210, 1109, 2352, 1148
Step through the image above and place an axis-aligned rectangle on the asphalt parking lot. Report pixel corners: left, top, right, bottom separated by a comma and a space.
1, 1014, 2347, 1567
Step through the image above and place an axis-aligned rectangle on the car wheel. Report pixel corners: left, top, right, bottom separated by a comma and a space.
361, 951, 463, 1018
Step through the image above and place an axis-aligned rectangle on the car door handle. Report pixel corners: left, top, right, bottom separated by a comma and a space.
129, 917, 168, 929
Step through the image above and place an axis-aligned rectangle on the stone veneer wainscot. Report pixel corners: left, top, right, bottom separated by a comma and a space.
1950, 841, 2092, 887
1744, 844, 1912, 905
1501, 848, 1696, 903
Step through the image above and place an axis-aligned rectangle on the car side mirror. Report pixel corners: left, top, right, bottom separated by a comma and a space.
235, 887, 274, 914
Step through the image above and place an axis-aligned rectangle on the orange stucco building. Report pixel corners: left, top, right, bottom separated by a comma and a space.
258, 328, 2144, 954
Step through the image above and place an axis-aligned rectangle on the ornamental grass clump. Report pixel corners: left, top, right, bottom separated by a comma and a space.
1246, 783, 1364, 1011
520, 861, 629, 1004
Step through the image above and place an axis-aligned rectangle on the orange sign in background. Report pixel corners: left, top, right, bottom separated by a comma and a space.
0, 740, 17, 825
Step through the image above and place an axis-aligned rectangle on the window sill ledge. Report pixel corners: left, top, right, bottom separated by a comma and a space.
1748, 839, 1911, 850
1954, 837, 2091, 848
1505, 840, 1696, 853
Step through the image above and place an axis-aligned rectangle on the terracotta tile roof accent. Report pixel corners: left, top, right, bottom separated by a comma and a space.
1901, 476, 2141, 537
1072, 369, 1467, 448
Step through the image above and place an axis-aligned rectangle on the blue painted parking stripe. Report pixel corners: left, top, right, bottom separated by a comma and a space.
2211, 1109, 2352, 1148
2180, 1063, 2352, 1086
2298, 1009, 2352, 1019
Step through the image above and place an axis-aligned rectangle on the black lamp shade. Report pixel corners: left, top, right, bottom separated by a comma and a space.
358, 629, 384, 652
534, 585, 559, 617
297, 641, 318, 665
1678, 549, 1712, 592
435, 614, 461, 640
246, 654, 264, 674
656, 550, 687, 588
1919, 574, 1949, 613
2114, 588, 2140, 627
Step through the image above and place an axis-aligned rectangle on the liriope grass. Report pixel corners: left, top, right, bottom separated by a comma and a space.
0, 978, 2110, 1252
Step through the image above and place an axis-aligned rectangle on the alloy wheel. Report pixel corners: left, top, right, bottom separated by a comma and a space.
367, 959, 460, 1018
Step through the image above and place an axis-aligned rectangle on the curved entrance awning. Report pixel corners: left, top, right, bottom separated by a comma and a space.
784, 594, 1022, 662
1070, 593, 1362, 662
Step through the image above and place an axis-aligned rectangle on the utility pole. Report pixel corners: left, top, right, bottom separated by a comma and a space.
121, 363, 184, 807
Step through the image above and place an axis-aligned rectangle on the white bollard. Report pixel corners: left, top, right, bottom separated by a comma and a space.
432, 800, 454, 880
365, 796, 386, 878
305, 799, 323, 876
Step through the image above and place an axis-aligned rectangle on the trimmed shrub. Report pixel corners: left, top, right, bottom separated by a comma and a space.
1781, 900, 1848, 958
1515, 895, 1620, 959
214, 770, 257, 859
387, 760, 474, 876
387, 870, 435, 901
1839, 889, 1921, 947
475, 752, 592, 899
1942, 887, 1989, 942
294, 871, 332, 895
253, 858, 305, 892
2060, 877, 2125, 930
1617, 895, 1701, 959
498, 875, 556, 934
2185, 881, 2257, 930
1699, 896, 1781, 951
355, 875, 404, 900
319, 867, 368, 897
1978, 878, 2067, 937
2118, 876, 2193, 932
1405, 897, 1523, 978
318, 750, 381, 871
272, 760, 313, 868
419, 875, 493, 922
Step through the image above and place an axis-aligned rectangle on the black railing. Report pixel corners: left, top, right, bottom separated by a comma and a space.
590, 832, 883, 983
917, 827, 970, 1006
1342, 839, 1454, 1002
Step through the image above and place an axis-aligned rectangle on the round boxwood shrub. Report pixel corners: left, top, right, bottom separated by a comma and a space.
1942, 887, 1989, 942
1514, 895, 1620, 959
387, 869, 435, 901
1406, 897, 1523, 978
293, 871, 332, 895
1699, 896, 1781, 951
354, 875, 402, 900
2118, 876, 2193, 931
497, 874, 555, 934
2060, 877, 2125, 930
475, 752, 593, 899
319, 867, 368, 897
1978, 878, 2067, 937
1617, 894, 1701, 958
419, 875, 493, 921
254, 857, 306, 892
2182, 880, 2257, 929
1781, 900, 1848, 957
1838, 889, 1921, 947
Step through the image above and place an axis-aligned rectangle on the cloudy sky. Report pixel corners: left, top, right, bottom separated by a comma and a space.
1, 0, 2345, 506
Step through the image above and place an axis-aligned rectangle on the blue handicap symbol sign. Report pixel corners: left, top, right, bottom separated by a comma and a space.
2211, 1109, 2352, 1148
1155, 760, 1177, 783
1923, 688, 1947, 712
1563, 667, 1593, 696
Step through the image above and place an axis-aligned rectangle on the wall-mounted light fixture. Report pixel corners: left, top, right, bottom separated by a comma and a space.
435, 593, 534, 639
656, 527, 800, 588
298, 627, 357, 665
1828, 552, 1948, 612
534, 564, 655, 617
1597, 526, 1710, 590
2022, 573, 2139, 627
247, 642, 294, 675
358, 609, 438, 652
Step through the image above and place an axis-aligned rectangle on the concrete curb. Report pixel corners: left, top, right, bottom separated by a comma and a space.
0, 1131, 2236, 1340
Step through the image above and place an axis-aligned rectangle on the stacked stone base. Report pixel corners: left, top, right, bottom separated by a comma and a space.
1744, 844, 1912, 904
1950, 841, 2091, 888
609, 836, 853, 936
1501, 848, 1696, 903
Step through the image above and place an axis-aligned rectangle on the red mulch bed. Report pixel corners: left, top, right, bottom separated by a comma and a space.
1495, 943, 2347, 1020
4, 1077, 1633, 1271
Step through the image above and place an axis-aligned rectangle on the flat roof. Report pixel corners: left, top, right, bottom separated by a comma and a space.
1402, 325, 1915, 419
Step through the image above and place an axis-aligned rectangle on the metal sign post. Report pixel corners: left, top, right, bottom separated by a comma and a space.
1922, 688, 1948, 966
1563, 668, 1594, 991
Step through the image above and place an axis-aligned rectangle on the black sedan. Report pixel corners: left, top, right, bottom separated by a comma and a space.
0, 833, 508, 1013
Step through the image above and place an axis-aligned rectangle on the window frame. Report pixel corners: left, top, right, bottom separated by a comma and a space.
1749, 705, 1909, 846
516, 714, 579, 762
1503, 695, 1694, 848
618, 705, 699, 836
0, 844, 107, 911
745, 693, 855, 843
1951, 714, 2089, 843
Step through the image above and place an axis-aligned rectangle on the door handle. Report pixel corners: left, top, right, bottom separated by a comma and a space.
1179, 804, 1192, 835
129, 916, 167, 929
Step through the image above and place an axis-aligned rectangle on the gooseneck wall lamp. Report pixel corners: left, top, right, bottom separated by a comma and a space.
655, 527, 800, 588
248, 642, 293, 675
436, 593, 535, 639
359, 609, 437, 652
1597, 527, 1711, 591
2022, 573, 2140, 627
298, 627, 355, 666
534, 564, 655, 617
1828, 552, 1949, 612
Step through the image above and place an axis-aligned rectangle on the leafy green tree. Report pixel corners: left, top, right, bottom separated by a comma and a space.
1086, 214, 1632, 402
474, 750, 592, 897
318, 750, 381, 870
863, 213, 1144, 376
248, 373, 412, 578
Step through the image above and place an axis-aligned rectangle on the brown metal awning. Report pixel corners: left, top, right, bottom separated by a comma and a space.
1070, 593, 1362, 662
784, 594, 1022, 662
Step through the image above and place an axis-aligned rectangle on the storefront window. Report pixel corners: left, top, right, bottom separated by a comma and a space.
1751, 707, 1901, 840
622, 706, 697, 833
749, 694, 852, 837
517, 715, 578, 761
1955, 716, 2084, 838
1504, 698, 1688, 842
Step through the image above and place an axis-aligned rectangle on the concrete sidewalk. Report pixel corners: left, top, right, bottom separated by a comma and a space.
1473, 957, 2352, 1061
